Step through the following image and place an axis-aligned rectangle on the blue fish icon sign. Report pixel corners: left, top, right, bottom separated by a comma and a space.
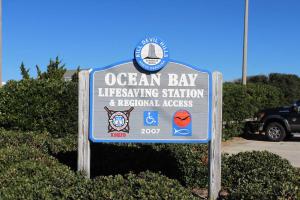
144, 111, 158, 126
172, 110, 192, 136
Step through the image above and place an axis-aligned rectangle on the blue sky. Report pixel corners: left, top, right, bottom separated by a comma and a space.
3, 0, 300, 81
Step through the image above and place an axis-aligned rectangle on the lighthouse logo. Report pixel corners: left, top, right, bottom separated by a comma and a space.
135, 37, 169, 72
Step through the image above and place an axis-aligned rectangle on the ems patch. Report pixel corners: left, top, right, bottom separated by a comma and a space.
104, 106, 134, 137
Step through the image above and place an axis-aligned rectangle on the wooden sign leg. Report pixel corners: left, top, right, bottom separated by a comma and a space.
208, 72, 223, 199
78, 70, 91, 178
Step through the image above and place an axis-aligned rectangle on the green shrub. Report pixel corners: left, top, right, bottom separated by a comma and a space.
222, 151, 299, 200
268, 73, 300, 105
222, 122, 245, 140
89, 143, 208, 189
246, 73, 300, 105
0, 128, 49, 153
0, 79, 77, 138
223, 83, 283, 139
161, 144, 208, 188
1, 63, 298, 142
0, 70, 290, 141
88, 139, 209, 190
0, 138, 87, 200
0, 144, 197, 200
47, 133, 77, 154
297, 168, 300, 199
0, 131, 203, 199
0, 129, 208, 190
88, 171, 198, 200
0, 137, 84, 200
0, 145, 50, 172
0, 159, 86, 200
223, 83, 283, 122
0, 129, 77, 154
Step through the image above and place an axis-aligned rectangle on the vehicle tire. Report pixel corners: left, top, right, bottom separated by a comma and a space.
265, 122, 286, 142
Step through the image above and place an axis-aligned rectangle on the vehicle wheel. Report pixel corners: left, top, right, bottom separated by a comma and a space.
265, 122, 286, 142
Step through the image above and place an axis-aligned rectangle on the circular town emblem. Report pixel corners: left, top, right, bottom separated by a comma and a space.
110, 112, 128, 131
134, 37, 169, 72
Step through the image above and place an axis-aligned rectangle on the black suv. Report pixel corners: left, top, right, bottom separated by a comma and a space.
246, 100, 300, 141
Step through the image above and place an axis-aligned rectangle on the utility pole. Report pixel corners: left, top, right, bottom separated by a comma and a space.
242, 0, 249, 85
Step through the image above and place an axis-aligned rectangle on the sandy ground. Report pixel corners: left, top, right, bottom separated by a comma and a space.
222, 134, 300, 167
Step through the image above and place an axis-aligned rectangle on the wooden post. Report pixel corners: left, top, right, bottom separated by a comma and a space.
78, 70, 91, 178
208, 72, 223, 199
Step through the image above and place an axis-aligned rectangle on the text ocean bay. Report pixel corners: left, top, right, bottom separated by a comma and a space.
97, 72, 207, 108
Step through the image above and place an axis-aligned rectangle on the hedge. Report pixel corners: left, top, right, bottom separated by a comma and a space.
223, 83, 283, 139
88, 142, 209, 188
0, 128, 77, 154
156, 144, 209, 188
0, 129, 208, 189
0, 71, 292, 141
2, 145, 299, 200
1, 166, 197, 200
246, 73, 300, 105
0, 145, 50, 172
0, 129, 198, 199
0, 156, 87, 200
87, 172, 198, 200
0, 129, 49, 153
1, 129, 300, 199
0, 145, 198, 199
0, 79, 78, 138
223, 83, 283, 122
222, 151, 300, 200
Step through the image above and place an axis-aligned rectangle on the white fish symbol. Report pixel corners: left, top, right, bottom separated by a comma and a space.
173, 128, 190, 135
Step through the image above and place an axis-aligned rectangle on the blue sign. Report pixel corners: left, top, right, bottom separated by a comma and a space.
89, 37, 213, 144
144, 111, 159, 126
172, 110, 192, 136
134, 37, 169, 72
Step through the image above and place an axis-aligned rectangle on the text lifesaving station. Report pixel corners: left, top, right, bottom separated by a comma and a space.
98, 73, 205, 107
89, 37, 212, 143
